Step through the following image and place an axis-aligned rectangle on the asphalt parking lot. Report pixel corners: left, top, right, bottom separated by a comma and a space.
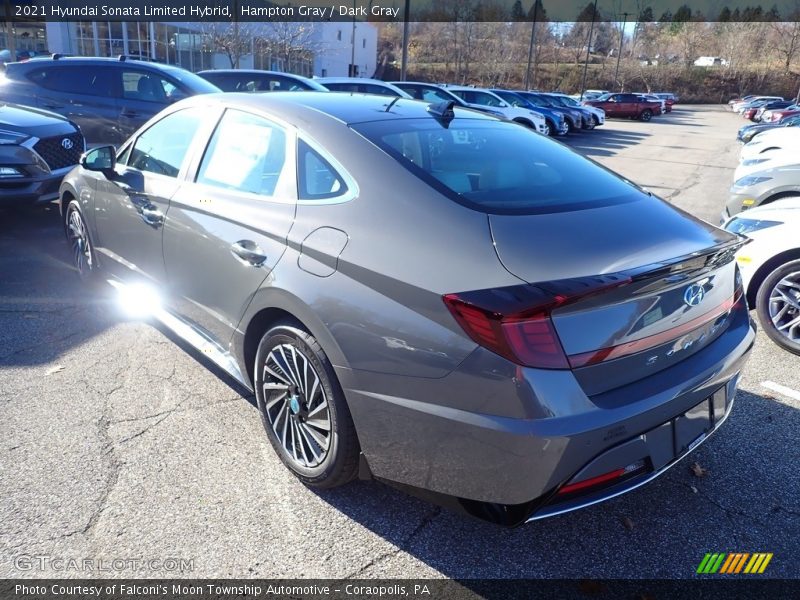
1, 105, 798, 580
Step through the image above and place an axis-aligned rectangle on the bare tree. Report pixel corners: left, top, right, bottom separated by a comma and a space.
770, 21, 800, 72
200, 21, 255, 69
263, 22, 323, 72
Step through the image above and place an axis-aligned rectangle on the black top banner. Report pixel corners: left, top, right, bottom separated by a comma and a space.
7, 0, 800, 22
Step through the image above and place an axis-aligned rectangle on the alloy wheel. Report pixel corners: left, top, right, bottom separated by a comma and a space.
261, 343, 331, 468
768, 271, 800, 343
67, 207, 93, 277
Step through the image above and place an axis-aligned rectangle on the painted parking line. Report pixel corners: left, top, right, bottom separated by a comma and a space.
760, 381, 800, 402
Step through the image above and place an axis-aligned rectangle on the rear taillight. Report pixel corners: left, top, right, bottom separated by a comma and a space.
443, 274, 631, 370
444, 296, 568, 368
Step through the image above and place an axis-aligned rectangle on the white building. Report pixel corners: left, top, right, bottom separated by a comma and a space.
41, 21, 377, 77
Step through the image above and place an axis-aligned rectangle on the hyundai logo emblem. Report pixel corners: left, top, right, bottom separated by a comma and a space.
683, 284, 705, 307
61, 138, 74, 150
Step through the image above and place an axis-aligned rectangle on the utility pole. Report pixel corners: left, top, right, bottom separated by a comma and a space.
400, 0, 410, 80
524, 2, 539, 90
579, 0, 599, 100
614, 12, 628, 90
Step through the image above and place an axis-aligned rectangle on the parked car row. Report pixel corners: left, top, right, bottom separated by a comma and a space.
721, 113, 800, 357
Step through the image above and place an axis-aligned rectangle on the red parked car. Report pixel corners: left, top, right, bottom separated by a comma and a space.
762, 105, 800, 122
583, 93, 662, 121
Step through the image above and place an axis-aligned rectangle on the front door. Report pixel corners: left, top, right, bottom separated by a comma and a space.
163, 108, 297, 347
92, 106, 208, 285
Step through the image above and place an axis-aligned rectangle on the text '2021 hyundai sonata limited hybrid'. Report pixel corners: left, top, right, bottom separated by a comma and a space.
61, 92, 755, 526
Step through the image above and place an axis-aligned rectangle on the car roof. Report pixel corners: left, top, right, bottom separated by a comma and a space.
175, 91, 497, 126
7, 56, 185, 74
316, 77, 391, 85
198, 69, 308, 78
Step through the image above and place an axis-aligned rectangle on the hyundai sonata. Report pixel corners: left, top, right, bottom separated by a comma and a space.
60, 93, 755, 526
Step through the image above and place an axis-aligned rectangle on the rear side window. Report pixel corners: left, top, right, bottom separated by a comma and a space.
196, 109, 287, 198
27, 66, 115, 97
351, 118, 642, 215
297, 140, 346, 200
128, 107, 205, 177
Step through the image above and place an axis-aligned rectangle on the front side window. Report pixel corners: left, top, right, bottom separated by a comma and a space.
128, 107, 205, 177
463, 91, 503, 107
297, 140, 347, 200
196, 109, 287, 197
121, 70, 185, 103
352, 118, 642, 215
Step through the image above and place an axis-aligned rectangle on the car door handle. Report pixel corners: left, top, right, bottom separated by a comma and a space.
121, 109, 139, 118
42, 103, 64, 109
231, 240, 267, 267
140, 207, 164, 227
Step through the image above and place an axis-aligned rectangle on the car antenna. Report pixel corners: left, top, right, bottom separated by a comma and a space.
427, 100, 456, 126
384, 96, 401, 112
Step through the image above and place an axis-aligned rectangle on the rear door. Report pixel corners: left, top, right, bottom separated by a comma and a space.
26, 65, 122, 145
116, 68, 188, 140
163, 107, 296, 347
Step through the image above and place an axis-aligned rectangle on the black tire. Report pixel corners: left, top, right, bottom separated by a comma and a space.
254, 323, 359, 488
640, 109, 652, 122
64, 200, 98, 281
545, 119, 556, 136
755, 259, 800, 356
567, 118, 577, 132
584, 117, 595, 130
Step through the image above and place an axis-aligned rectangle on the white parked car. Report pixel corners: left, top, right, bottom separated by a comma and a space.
443, 86, 548, 135
740, 128, 800, 162
724, 198, 800, 355
314, 77, 412, 98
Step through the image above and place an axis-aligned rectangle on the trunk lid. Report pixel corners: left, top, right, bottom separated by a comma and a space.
489, 197, 744, 393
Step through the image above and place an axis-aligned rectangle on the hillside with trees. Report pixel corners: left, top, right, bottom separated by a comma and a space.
374, 2, 800, 102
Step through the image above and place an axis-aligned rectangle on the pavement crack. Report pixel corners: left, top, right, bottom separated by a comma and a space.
117, 413, 172, 445
344, 506, 442, 578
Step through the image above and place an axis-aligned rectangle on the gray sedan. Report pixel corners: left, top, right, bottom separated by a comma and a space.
59, 92, 755, 526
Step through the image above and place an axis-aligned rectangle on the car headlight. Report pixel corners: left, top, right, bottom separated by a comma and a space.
0, 129, 30, 145
741, 157, 770, 167
724, 217, 783, 235
734, 175, 772, 187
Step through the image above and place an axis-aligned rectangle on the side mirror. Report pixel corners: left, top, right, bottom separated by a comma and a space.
81, 145, 116, 172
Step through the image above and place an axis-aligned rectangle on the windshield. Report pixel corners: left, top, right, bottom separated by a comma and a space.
351, 118, 642, 215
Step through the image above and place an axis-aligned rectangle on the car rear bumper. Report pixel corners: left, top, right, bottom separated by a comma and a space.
341, 303, 755, 524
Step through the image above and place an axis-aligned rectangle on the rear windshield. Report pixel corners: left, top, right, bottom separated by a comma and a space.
162, 67, 221, 94
351, 118, 642, 214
